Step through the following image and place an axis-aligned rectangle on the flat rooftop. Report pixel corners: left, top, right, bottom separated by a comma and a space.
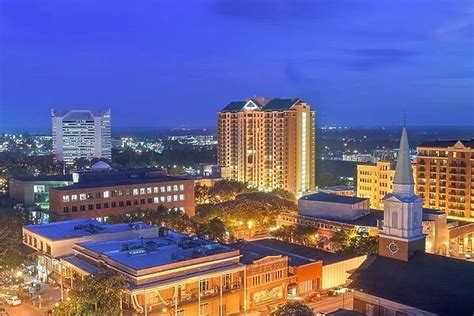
78, 233, 234, 270
12, 174, 73, 182
301, 193, 367, 205
24, 219, 152, 241
232, 238, 358, 266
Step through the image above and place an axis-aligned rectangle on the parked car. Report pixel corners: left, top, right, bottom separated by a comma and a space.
329, 286, 349, 296
6, 296, 21, 306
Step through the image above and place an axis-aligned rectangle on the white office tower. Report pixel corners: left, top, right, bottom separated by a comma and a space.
52, 109, 112, 164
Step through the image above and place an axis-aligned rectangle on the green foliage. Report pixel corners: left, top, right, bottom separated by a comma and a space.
195, 180, 251, 204
271, 301, 314, 316
271, 188, 296, 201
330, 229, 378, 255
0, 205, 34, 269
52, 270, 127, 316
195, 217, 227, 242
270, 225, 318, 246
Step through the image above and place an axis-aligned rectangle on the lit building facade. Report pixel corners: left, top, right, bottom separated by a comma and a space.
416, 140, 474, 220
357, 161, 416, 210
48, 163, 195, 221
52, 109, 112, 164
217, 98, 316, 197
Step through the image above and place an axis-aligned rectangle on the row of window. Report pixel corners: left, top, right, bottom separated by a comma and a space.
24, 233, 51, 255
63, 195, 186, 213
251, 269, 285, 286
62, 184, 186, 203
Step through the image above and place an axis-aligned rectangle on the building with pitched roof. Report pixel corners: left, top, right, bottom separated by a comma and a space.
217, 97, 316, 197
52, 109, 112, 164
349, 127, 474, 316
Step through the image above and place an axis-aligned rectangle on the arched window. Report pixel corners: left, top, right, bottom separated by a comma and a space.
392, 211, 399, 229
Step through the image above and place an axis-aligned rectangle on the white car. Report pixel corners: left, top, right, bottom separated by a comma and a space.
6, 296, 21, 306
330, 286, 349, 296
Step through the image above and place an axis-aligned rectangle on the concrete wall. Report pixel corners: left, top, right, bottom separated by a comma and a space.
298, 199, 370, 221
321, 255, 366, 290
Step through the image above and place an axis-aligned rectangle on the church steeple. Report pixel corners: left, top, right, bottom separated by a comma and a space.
378, 124, 425, 261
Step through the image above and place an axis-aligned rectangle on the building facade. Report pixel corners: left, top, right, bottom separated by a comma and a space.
52, 109, 112, 164
48, 164, 195, 221
357, 161, 416, 210
416, 140, 474, 220
217, 98, 316, 197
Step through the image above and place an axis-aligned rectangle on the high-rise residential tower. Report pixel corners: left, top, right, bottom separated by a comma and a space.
416, 140, 473, 220
217, 98, 316, 197
52, 109, 112, 164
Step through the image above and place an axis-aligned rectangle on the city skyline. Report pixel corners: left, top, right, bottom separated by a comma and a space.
1, 0, 473, 130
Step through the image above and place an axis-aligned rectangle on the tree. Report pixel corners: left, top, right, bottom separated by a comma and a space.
271, 188, 296, 201
53, 270, 127, 316
330, 229, 352, 252
195, 184, 211, 204
330, 229, 378, 255
195, 217, 227, 242
271, 302, 314, 316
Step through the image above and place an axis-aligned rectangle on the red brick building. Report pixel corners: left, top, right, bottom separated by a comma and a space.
49, 165, 195, 221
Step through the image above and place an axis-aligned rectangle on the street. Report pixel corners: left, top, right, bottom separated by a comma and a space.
4, 303, 43, 316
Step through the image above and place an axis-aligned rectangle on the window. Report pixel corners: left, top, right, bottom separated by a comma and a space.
147, 198, 152, 203
39, 241, 43, 251
133, 189, 139, 195
46, 244, 51, 255
71, 194, 78, 201
179, 184, 184, 191
154, 197, 159, 204
95, 192, 102, 198
173, 185, 178, 191
167, 196, 172, 202
119, 201, 124, 207
160, 186, 165, 193
63, 196, 70, 203
167, 186, 172, 192
111, 202, 117, 208
71, 206, 77, 212
173, 195, 178, 202
126, 200, 131, 206
80, 205, 86, 211
63, 207, 69, 213
179, 194, 185, 201
140, 188, 146, 195
103, 191, 110, 198
96, 203, 102, 209
79, 194, 86, 201
199, 279, 209, 292
146, 187, 152, 194
88, 204, 94, 210
160, 196, 165, 202
140, 199, 146, 205
392, 211, 399, 229
134, 200, 139, 205
252, 276, 261, 286
264, 273, 271, 283
104, 203, 109, 208
153, 187, 159, 193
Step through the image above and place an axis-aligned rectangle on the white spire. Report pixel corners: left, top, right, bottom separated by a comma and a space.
393, 126, 414, 186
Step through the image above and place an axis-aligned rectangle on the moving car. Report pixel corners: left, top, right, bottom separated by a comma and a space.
6, 296, 21, 306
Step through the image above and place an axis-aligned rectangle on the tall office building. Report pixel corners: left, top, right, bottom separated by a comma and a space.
52, 109, 112, 164
416, 140, 474, 220
217, 98, 315, 197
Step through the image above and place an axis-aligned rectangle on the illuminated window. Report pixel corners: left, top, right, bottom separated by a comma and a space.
103, 191, 110, 198
63, 195, 70, 203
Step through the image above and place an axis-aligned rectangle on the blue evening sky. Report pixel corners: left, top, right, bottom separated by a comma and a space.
0, 0, 473, 129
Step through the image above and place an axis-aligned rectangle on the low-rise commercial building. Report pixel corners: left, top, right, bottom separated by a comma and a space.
49, 163, 195, 221
9, 175, 73, 209
22, 219, 157, 282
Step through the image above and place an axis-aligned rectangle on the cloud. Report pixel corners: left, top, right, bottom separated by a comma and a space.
346, 48, 418, 71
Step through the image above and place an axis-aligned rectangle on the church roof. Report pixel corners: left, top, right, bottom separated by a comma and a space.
393, 127, 414, 185
349, 252, 474, 315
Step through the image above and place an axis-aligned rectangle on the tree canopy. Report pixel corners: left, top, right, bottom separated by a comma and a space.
271, 302, 314, 316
